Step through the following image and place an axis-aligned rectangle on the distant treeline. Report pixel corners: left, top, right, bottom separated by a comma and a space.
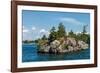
22, 40, 34, 43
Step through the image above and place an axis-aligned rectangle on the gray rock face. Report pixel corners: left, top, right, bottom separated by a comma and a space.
78, 41, 88, 49
38, 45, 50, 53
65, 38, 77, 47
38, 37, 89, 54
50, 40, 60, 49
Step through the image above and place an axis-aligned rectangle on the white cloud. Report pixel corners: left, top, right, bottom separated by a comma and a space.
75, 31, 82, 35
22, 26, 29, 33
40, 29, 50, 35
75, 31, 89, 35
32, 26, 36, 30
60, 17, 85, 25
40, 29, 46, 33
23, 29, 29, 33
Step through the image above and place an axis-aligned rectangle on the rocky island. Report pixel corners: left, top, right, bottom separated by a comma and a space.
34, 23, 90, 54
37, 37, 88, 54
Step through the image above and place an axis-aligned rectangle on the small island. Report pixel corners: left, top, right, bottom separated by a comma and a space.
33, 23, 90, 54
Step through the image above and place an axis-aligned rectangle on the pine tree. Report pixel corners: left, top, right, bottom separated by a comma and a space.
42, 35, 47, 40
48, 26, 57, 43
80, 25, 90, 43
82, 25, 87, 34
68, 30, 76, 38
69, 30, 73, 36
57, 22, 66, 38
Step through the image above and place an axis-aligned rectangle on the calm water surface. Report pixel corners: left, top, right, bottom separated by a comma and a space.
22, 43, 90, 62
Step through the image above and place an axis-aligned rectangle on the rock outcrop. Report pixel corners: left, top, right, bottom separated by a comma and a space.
38, 37, 89, 54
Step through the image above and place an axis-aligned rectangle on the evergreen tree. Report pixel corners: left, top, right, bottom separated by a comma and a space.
57, 23, 66, 38
82, 25, 87, 34
69, 30, 73, 36
68, 30, 76, 38
80, 25, 90, 44
42, 35, 47, 40
48, 26, 57, 43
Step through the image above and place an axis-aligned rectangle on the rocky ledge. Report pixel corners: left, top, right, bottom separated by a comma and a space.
37, 37, 88, 54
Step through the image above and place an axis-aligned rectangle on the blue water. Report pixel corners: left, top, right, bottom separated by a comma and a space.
22, 43, 90, 62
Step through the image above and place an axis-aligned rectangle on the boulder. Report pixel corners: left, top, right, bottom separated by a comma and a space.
50, 40, 60, 49
78, 41, 88, 49
38, 45, 50, 53
65, 37, 77, 46
37, 38, 89, 54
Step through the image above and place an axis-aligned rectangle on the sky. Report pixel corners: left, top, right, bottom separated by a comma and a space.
22, 10, 90, 41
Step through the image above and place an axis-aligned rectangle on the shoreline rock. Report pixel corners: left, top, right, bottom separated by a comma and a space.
37, 37, 89, 54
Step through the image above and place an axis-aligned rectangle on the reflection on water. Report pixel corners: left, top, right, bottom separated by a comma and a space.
22, 43, 90, 62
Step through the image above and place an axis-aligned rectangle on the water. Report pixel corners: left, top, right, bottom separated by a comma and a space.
22, 43, 90, 62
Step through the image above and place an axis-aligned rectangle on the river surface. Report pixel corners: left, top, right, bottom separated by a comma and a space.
22, 43, 90, 62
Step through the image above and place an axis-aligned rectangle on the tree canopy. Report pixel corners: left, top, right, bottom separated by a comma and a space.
48, 26, 57, 43
34, 23, 90, 45
57, 23, 66, 38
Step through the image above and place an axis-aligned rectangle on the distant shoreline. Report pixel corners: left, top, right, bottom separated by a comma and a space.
22, 42, 36, 45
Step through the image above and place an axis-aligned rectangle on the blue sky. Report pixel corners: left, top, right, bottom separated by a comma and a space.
22, 10, 90, 41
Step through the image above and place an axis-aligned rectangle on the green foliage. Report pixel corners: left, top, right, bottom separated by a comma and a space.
79, 25, 90, 44
57, 23, 66, 38
35, 38, 48, 46
34, 39, 39, 43
87, 34, 90, 44
34, 23, 90, 47
64, 45, 68, 49
23, 40, 28, 43
80, 34, 90, 44
82, 25, 87, 34
38, 39, 48, 46
50, 26, 56, 33
42, 35, 47, 40
48, 23, 66, 44
67, 26, 90, 45
68, 30, 76, 38
23, 40, 34, 43
48, 27, 57, 43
